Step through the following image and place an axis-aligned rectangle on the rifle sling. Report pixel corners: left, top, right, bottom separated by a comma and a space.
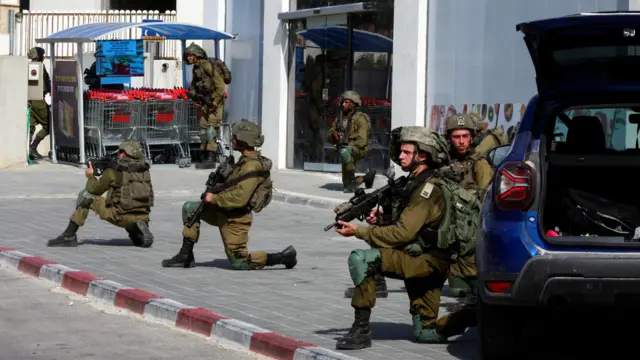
209, 170, 270, 194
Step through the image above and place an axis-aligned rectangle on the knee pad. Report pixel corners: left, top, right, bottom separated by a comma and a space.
339, 146, 353, 164
347, 248, 380, 286
198, 128, 207, 143
181, 201, 200, 223
76, 190, 96, 208
205, 126, 217, 143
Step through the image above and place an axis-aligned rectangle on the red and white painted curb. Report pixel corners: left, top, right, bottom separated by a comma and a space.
0, 247, 360, 360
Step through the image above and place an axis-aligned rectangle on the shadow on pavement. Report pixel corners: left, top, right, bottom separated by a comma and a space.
195, 258, 291, 271
81, 238, 134, 246
315, 321, 412, 341
319, 183, 344, 192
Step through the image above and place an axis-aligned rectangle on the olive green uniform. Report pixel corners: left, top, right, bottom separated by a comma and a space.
27, 47, 52, 161
47, 140, 155, 248
162, 119, 297, 270
435, 113, 494, 340
467, 112, 509, 156
185, 43, 226, 169
326, 90, 376, 193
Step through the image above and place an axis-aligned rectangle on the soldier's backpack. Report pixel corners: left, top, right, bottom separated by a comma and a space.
429, 172, 484, 257
248, 155, 273, 212
208, 58, 232, 85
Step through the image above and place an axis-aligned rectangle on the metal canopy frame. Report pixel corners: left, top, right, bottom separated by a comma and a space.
277, 2, 378, 21
34, 22, 236, 166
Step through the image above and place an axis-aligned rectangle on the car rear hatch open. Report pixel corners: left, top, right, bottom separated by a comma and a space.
517, 12, 640, 98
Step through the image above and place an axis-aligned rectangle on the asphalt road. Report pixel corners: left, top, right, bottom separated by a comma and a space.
0, 266, 267, 360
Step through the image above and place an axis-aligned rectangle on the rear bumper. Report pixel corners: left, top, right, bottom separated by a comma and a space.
479, 253, 640, 307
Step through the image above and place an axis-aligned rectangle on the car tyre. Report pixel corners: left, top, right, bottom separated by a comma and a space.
477, 299, 524, 360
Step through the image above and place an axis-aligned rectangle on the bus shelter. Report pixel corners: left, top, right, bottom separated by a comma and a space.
35, 22, 235, 166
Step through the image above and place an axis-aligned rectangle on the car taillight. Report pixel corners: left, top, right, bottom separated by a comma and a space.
494, 161, 535, 211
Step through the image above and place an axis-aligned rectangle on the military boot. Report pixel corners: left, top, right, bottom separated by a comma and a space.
47, 221, 79, 247
344, 273, 389, 298
161, 238, 196, 268
412, 315, 446, 344
336, 307, 372, 350
447, 275, 471, 298
343, 171, 358, 193
29, 137, 44, 160
195, 151, 216, 170
362, 169, 377, 189
266, 245, 297, 269
126, 221, 154, 248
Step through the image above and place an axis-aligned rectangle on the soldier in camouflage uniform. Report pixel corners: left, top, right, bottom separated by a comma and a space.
184, 43, 227, 169
326, 90, 376, 193
468, 112, 509, 156
441, 114, 494, 298
162, 120, 297, 270
27, 47, 52, 161
47, 140, 155, 248
334, 126, 467, 349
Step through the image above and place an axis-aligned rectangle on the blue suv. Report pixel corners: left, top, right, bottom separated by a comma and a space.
477, 12, 640, 359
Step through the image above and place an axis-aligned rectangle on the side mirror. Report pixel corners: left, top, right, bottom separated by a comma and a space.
487, 144, 511, 168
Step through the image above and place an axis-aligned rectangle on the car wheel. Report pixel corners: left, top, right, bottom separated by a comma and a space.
477, 299, 524, 359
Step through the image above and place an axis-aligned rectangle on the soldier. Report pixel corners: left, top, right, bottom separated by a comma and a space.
442, 113, 494, 299
326, 90, 376, 193
426, 113, 494, 342
47, 140, 154, 248
333, 126, 464, 349
27, 47, 52, 161
161, 119, 297, 270
468, 112, 509, 156
184, 43, 227, 170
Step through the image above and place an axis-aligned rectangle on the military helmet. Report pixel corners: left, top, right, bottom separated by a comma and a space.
184, 42, 208, 60
118, 140, 145, 160
341, 90, 361, 106
389, 126, 449, 167
445, 113, 476, 134
467, 112, 484, 132
232, 119, 264, 147
28, 47, 45, 61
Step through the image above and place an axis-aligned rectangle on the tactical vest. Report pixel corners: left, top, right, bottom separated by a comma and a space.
392, 169, 482, 259
450, 151, 487, 191
106, 159, 154, 214
340, 110, 371, 150
227, 155, 273, 213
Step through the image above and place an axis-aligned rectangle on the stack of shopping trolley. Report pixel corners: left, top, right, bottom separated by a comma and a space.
83, 88, 230, 168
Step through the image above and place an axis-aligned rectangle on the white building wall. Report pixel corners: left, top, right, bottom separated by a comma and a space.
30, 0, 105, 11
425, 0, 626, 133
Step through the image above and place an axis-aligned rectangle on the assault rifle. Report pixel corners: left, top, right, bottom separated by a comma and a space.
324, 167, 405, 231
87, 151, 119, 176
184, 154, 236, 228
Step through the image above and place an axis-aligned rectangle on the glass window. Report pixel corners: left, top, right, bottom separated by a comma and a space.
550, 107, 634, 152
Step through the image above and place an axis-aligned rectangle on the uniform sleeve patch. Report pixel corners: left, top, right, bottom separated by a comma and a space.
420, 183, 434, 199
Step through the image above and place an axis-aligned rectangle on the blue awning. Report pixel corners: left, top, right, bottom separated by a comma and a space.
296, 26, 393, 53
36, 22, 236, 44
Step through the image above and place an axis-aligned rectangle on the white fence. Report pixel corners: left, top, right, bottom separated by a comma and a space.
15, 10, 179, 59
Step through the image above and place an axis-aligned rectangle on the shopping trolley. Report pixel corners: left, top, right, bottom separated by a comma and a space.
181, 100, 233, 165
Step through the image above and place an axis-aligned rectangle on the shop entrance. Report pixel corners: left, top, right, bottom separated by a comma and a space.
282, 1, 394, 174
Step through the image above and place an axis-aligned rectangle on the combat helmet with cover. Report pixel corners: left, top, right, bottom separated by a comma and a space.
445, 113, 477, 135
184, 42, 232, 84
341, 90, 362, 106
232, 119, 272, 212
28, 47, 45, 61
388, 126, 450, 168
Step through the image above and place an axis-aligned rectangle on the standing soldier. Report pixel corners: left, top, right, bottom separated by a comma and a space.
468, 112, 509, 156
184, 43, 226, 170
333, 126, 471, 349
326, 90, 376, 193
442, 114, 494, 299
161, 119, 297, 270
47, 140, 154, 248
27, 47, 51, 161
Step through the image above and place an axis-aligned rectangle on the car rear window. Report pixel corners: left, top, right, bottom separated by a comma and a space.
551, 107, 637, 152
553, 46, 640, 66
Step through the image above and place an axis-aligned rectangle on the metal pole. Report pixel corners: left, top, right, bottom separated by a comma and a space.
8, 10, 15, 55
50, 43, 58, 164
181, 39, 187, 88
215, 39, 220, 59
76, 42, 86, 166
346, 14, 354, 90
